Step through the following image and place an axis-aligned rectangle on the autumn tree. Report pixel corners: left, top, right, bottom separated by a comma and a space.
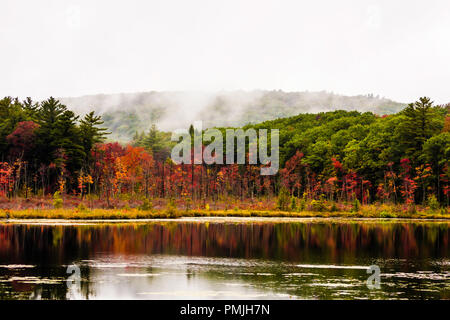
6, 121, 40, 161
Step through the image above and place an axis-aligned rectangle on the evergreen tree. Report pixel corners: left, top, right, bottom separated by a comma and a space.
80, 111, 109, 164
35, 98, 85, 176
58, 109, 85, 173
35, 97, 68, 165
399, 97, 444, 162
140, 124, 171, 161
22, 97, 39, 119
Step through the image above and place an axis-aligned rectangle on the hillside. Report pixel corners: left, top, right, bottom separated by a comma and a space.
0, 94, 447, 208
60, 90, 406, 142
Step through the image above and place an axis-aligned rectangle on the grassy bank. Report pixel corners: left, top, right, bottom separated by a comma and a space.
0, 206, 449, 220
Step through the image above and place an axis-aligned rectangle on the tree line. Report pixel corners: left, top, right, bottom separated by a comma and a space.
0, 96, 107, 197
0, 96, 448, 207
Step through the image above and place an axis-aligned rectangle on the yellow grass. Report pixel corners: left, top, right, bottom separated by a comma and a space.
0, 205, 449, 220
0, 208, 170, 220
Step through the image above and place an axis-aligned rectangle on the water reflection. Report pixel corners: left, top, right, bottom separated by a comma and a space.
0, 219, 449, 299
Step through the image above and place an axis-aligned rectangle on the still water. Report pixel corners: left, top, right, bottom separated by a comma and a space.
0, 218, 449, 300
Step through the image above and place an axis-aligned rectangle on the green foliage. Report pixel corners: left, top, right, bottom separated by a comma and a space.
352, 198, 361, 212
277, 187, 290, 211
298, 199, 306, 211
310, 199, 327, 212
79, 111, 109, 162
398, 97, 444, 160
0, 95, 447, 208
290, 196, 297, 211
165, 198, 179, 218
53, 191, 63, 209
248, 97, 446, 207
61, 91, 405, 142
379, 210, 396, 218
421, 133, 450, 193
427, 195, 440, 211
134, 124, 173, 160
330, 202, 339, 212
0, 96, 110, 196
35, 97, 85, 171
298, 193, 307, 211
139, 198, 153, 211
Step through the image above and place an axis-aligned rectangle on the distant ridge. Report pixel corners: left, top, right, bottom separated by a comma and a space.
60, 90, 406, 142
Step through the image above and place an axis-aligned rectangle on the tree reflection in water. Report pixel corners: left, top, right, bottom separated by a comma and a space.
0, 220, 449, 299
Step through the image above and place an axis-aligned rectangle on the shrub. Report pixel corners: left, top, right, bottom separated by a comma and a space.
352, 198, 360, 212
139, 198, 153, 211
330, 202, 339, 212
165, 198, 179, 218
310, 199, 326, 212
53, 191, 63, 209
427, 195, 440, 211
290, 196, 297, 211
298, 199, 306, 212
299, 194, 307, 211
277, 187, 290, 211
205, 203, 210, 211
379, 210, 396, 218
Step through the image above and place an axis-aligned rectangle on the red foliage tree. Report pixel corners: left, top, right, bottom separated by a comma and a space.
280, 151, 304, 196
399, 158, 417, 205
6, 121, 39, 160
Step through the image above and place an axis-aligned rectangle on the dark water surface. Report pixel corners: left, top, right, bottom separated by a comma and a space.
0, 218, 449, 300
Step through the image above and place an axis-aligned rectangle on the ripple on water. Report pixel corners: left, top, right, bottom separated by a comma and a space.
117, 273, 162, 277
382, 272, 449, 281
296, 264, 370, 270
0, 264, 36, 269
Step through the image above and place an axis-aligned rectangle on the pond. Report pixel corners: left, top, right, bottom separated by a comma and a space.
0, 218, 449, 299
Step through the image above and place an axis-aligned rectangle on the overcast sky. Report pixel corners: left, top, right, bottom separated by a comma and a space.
1, 0, 449, 103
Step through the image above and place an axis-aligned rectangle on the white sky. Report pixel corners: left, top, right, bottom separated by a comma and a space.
1, 0, 449, 103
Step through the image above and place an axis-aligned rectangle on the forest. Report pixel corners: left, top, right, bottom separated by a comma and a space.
0, 95, 449, 217
60, 90, 405, 142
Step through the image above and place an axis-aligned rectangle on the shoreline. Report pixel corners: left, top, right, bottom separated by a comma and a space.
1, 207, 449, 222
1, 216, 450, 226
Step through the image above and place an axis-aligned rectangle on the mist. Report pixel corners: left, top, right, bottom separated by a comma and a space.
1, 0, 449, 104
59, 90, 405, 141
